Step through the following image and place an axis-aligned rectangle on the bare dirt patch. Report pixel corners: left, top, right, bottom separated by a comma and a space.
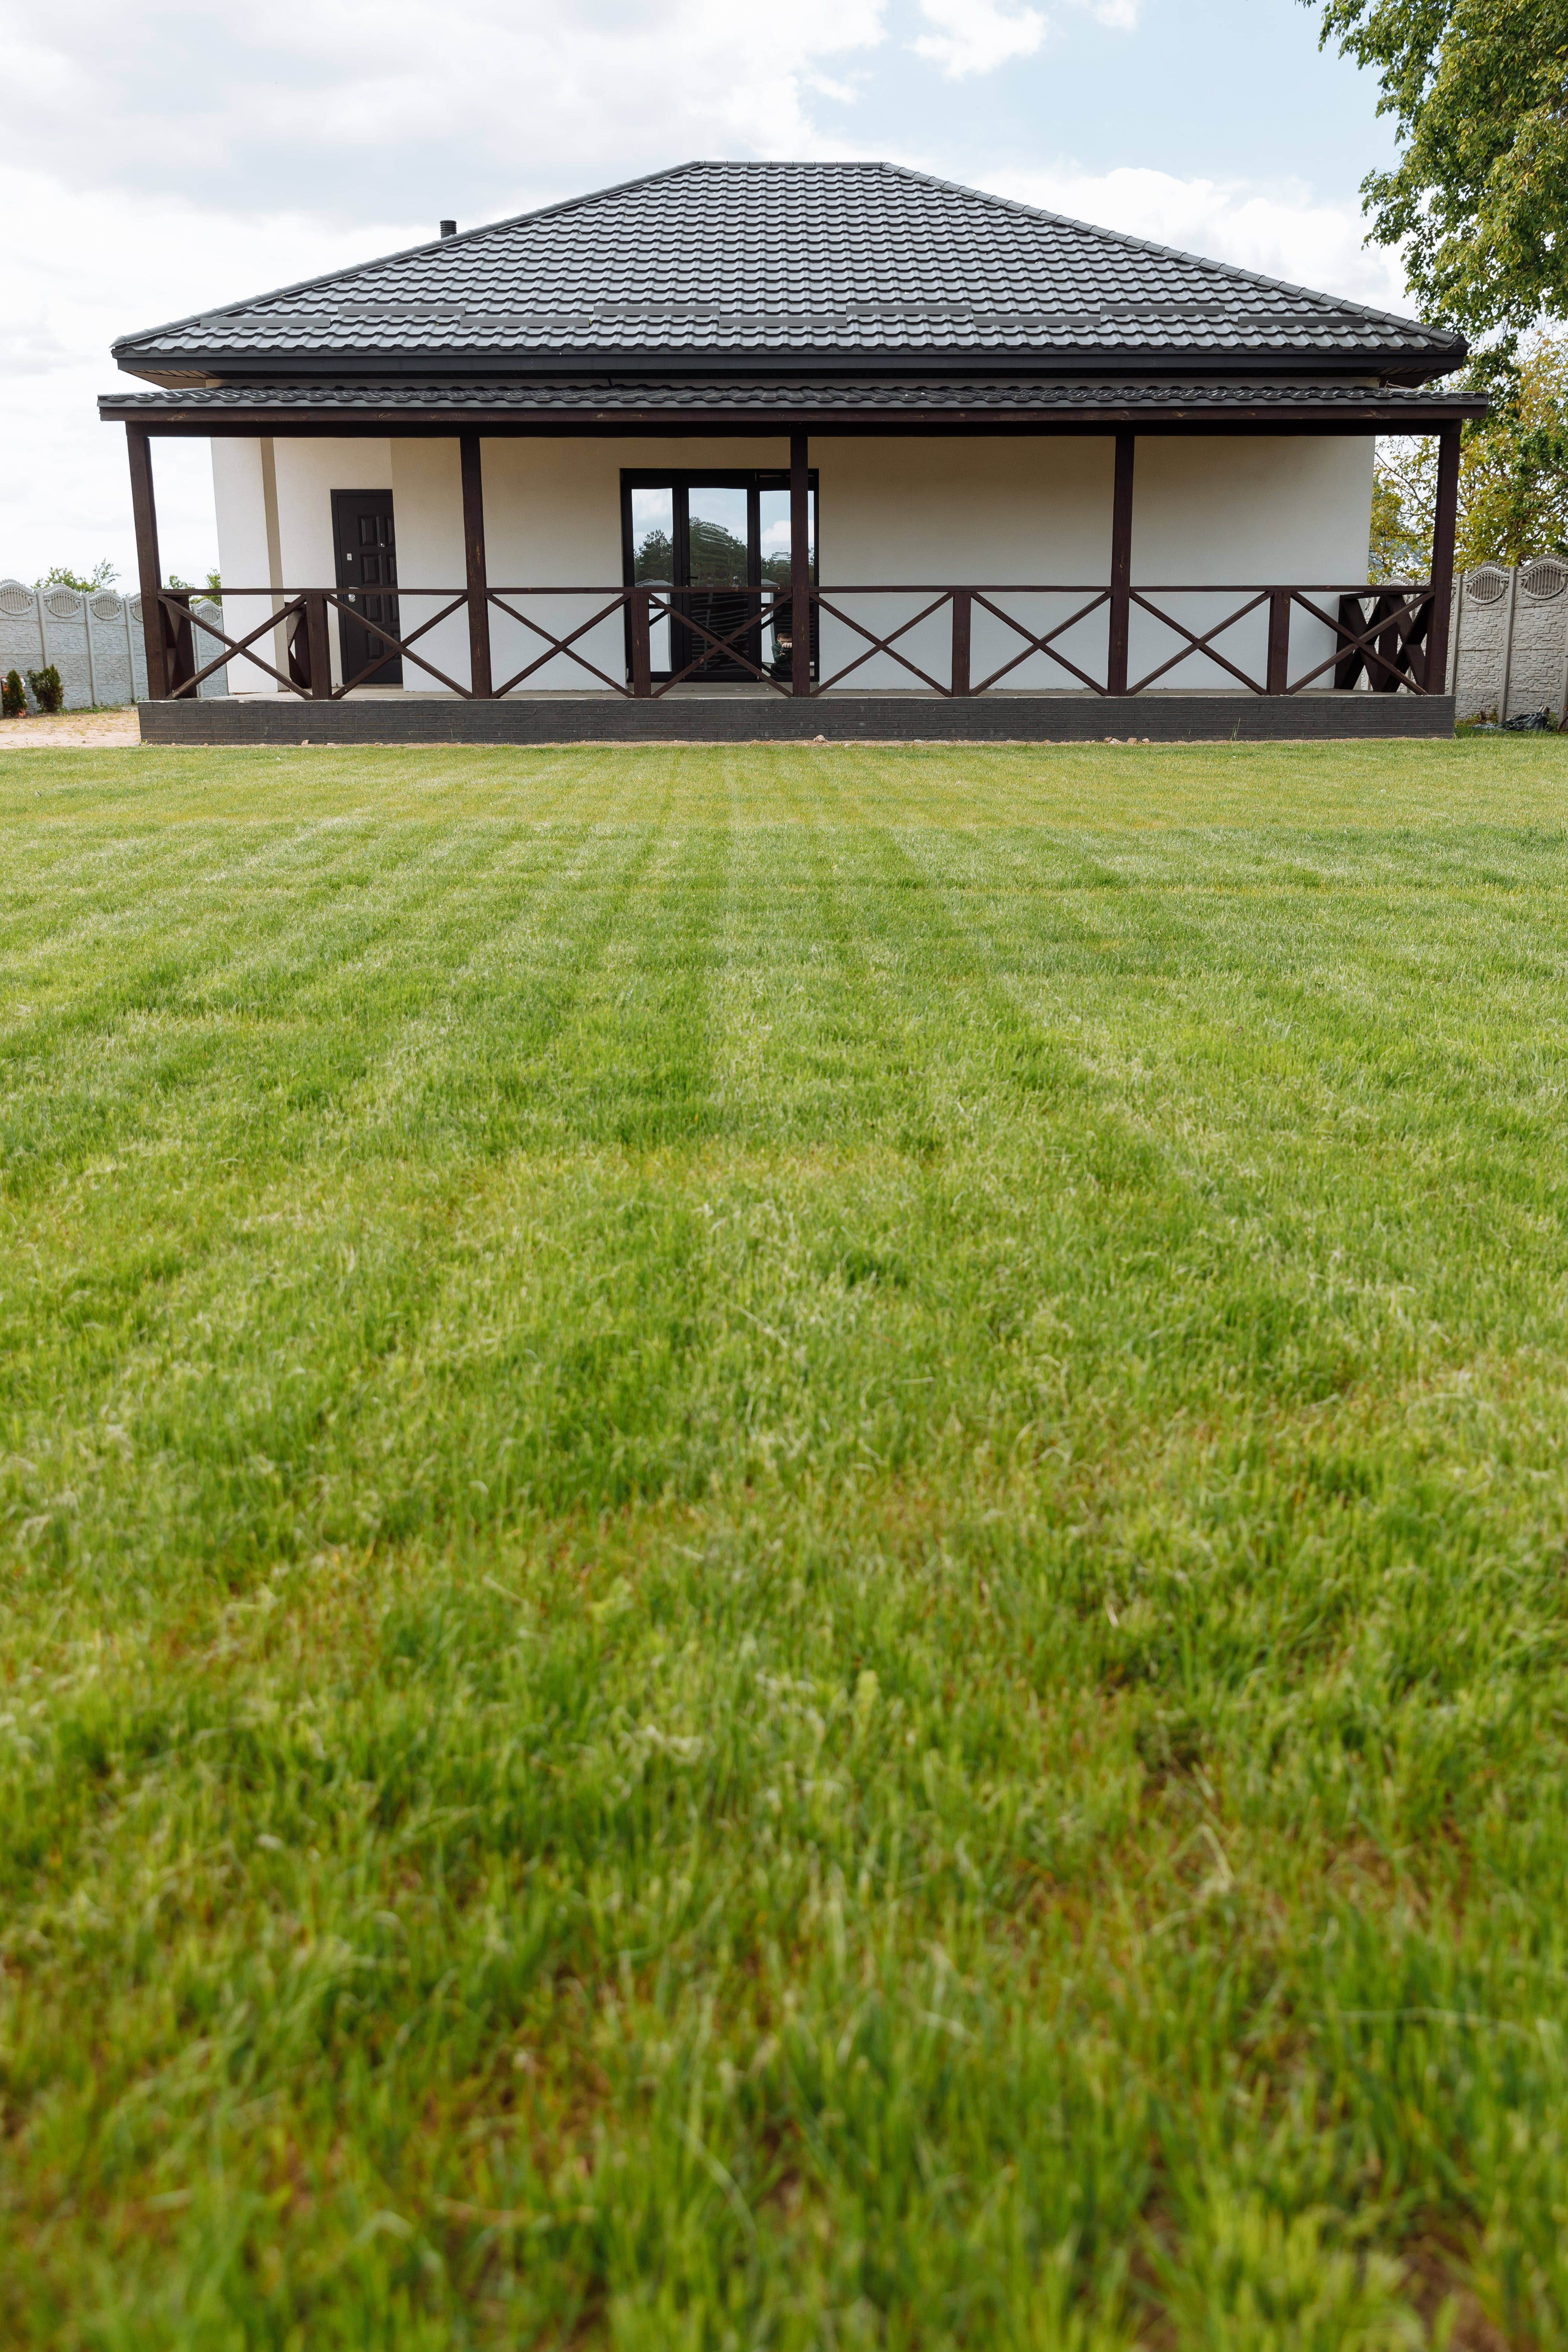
1, 707, 140, 748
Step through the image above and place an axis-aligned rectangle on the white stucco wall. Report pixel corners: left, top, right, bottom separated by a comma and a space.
208, 428, 1375, 695
211, 438, 278, 694
213, 436, 394, 692
811, 432, 1372, 691
389, 439, 470, 690
476, 435, 788, 693
1125, 435, 1374, 693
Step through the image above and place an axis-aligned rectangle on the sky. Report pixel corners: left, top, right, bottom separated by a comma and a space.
0, 0, 1408, 588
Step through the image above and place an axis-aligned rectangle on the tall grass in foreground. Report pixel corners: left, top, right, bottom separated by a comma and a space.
2, 738, 1568, 2349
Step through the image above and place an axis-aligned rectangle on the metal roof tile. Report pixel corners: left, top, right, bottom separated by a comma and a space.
111, 162, 1463, 382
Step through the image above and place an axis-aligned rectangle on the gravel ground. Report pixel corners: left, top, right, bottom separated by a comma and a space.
0, 707, 141, 748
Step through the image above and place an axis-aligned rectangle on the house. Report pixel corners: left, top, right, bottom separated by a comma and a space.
100, 161, 1482, 743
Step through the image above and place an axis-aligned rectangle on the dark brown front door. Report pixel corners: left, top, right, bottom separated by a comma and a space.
331, 489, 401, 686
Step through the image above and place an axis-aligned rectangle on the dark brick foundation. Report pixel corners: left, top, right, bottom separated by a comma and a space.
137, 692, 1456, 747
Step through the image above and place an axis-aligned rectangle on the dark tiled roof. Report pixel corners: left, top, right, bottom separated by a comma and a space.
112, 162, 1463, 384
100, 374, 1478, 421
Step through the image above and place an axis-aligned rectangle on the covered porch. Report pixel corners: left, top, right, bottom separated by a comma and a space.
109, 390, 1471, 746
100, 159, 1485, 742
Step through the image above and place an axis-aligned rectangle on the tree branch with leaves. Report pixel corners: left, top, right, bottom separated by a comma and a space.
1369, 331, 1568, 575
1309, 0, 1568, 369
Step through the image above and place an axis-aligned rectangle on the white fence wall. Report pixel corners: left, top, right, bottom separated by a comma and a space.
1448, 559, 1568, 723
0, 582, 229, 708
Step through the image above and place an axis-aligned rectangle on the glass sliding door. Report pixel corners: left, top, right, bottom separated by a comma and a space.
683, 484, 753, 679
758, 484, 817, 682
621, 470, 817, 684
628, 486, 674, 676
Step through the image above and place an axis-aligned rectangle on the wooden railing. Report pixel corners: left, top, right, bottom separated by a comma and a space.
146, 580, 1441, 701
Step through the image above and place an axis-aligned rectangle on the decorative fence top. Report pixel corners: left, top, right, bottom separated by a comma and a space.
0, 579, 225, 711
1460, 556, 1568, 608
1451, 560, 1568, 724
0, 580, 144, 623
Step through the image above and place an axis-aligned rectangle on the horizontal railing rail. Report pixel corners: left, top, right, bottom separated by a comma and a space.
147, 581, 1441, 702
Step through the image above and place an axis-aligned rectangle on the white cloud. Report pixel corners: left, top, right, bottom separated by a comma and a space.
0, 165, 418, 586
986, 163, 1410, 312
0, 0, 1407, 594
914, 0, 1047, 77
0, 0, 889, 222
912, 0, 1137, 73
0, 0, 891, 585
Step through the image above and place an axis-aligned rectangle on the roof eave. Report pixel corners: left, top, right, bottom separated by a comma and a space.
98, 386, 1490, 432
114, 342, 1470, 390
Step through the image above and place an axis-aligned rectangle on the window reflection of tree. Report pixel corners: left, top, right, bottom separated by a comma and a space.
635, 520, 792, 589
688, 517, 749, 584
626, 484, 813, 677
634, 527, 674, 582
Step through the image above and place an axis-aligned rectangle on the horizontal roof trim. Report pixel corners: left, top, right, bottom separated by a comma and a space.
100, 373, 1485, 432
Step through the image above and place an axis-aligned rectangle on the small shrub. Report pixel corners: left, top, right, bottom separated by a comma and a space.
26, 665, 64, 715
2, 670, 26, 718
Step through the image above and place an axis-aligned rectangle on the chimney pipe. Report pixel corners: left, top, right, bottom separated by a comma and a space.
439, 219, 457, 238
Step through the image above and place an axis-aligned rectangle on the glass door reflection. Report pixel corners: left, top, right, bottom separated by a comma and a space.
629, 486, 673, 676
758, 486, 815, 681
682, 485, 753, 680
622, 472, 817, 685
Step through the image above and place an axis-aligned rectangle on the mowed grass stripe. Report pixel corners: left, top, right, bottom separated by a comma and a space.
2, 823, 687, 1576
3, 743, 1568, 2348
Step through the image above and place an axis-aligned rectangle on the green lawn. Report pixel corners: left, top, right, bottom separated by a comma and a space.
5, 738, 1568, 2350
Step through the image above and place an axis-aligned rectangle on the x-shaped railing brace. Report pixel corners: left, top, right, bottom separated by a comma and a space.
650, 591, 790, 697
326, 592, 473, 698
813, 593, 954, 696
971, 591, 1114, 697
1288, 590, 1432, 694
1127, 591, 1272, 696
488, 590, 641, 698
160, 593, 307, 699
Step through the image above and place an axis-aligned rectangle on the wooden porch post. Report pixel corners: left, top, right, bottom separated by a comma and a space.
1426, 422, 1462, 695
950, 590, 971, 697
459, 430, 492, 698
1266, 589, 1292, 695
1107, 428, 1135, 696
790, 429, 811, 697
126, 424, 167, 699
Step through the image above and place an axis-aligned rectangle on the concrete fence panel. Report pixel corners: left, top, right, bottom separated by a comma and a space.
0, 582, 230, 709
1449, 560, 1568, 723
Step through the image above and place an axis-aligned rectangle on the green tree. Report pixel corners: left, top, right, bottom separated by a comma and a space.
35, 561, 118, 593
1368, 331, 1568, 578
1368, 456, 1433, 578
1457, 332, 1568, 560
1308, 0, 1568, 365
686, 516, 748, 584
632, 528, 673, 583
